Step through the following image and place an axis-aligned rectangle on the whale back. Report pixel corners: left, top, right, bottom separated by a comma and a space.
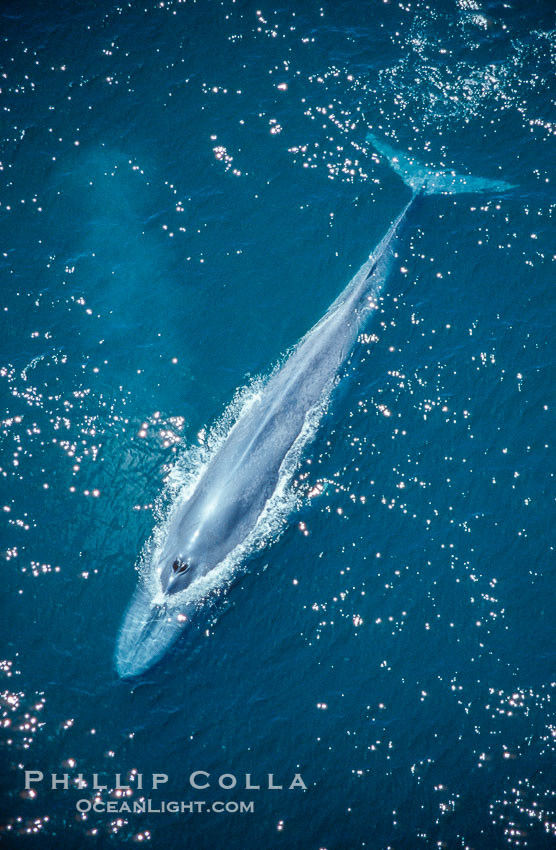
158, 193, 419, 592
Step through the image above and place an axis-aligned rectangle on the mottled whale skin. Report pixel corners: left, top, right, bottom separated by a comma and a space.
114, 138, 514, 677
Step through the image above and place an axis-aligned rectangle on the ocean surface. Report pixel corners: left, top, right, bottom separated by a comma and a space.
0, 0, 554, 847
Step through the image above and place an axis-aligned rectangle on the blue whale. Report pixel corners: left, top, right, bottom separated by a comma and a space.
114, 138, 513, 677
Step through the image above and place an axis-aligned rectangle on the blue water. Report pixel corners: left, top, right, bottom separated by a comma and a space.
1, 0, 554, 847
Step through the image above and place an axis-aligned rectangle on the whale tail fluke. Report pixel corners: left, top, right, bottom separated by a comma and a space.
367, 133, 515, 195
